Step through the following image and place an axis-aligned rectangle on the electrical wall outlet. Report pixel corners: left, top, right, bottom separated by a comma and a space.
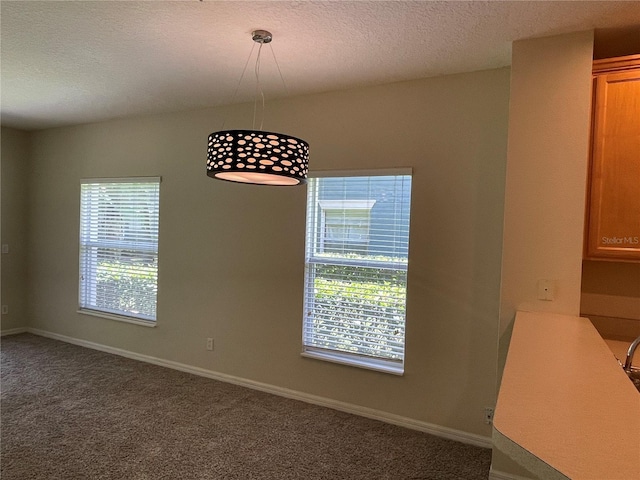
206, 338, 214, 351
484, 407, 494, 425
1, 305, 8, 315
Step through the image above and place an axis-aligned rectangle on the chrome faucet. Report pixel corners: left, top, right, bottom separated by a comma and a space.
623, 335, 640, 371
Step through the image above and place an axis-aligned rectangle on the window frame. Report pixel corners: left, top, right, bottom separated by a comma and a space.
301, 169, 412, 375
78, 177, 161, 326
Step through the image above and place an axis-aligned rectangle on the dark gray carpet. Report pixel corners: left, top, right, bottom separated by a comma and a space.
1, 334, 491, 479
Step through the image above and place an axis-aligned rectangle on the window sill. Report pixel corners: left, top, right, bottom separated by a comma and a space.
77, 309, 156, 327
301, 348, 404, 376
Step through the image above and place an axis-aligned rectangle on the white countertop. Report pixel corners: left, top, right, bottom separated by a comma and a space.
494, 311, 640, 480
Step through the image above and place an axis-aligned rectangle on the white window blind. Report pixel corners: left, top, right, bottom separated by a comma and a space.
79, 178, 160, 322
302, 173, 412, 374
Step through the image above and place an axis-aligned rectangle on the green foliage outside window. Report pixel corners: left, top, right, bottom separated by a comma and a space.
308, 267, 406, 360
94, 259, 157, 318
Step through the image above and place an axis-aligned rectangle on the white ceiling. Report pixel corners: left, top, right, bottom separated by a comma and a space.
2, 0, 640, 131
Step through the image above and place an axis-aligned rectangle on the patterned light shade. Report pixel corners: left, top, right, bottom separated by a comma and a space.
207, 130, 309, 186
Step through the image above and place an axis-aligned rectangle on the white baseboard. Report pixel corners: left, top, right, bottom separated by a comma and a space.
27, 327, 492, 449
489, 468, 535, 480
1, 327, 28, 337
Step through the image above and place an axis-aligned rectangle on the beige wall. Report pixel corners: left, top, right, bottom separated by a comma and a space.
494, 31, 594, 477
582, 261, 640, 299
1, 127, 29, 332
24, 67, 510, 437
581, 260, 640, 340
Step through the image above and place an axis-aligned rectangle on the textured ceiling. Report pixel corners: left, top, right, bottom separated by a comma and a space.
2, 1, 640, 131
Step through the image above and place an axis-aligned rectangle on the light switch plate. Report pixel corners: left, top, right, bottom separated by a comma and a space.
537, 279, 555, 301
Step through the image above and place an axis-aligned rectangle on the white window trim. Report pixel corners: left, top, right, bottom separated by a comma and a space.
301, 348, 404, 376
81, 176, 161, 184
310, 167, 412, 178
77, 308, 157, 327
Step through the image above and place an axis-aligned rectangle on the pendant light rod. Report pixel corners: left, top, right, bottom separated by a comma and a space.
252, 30, 271, 129
253, 40, 265, 130
220, 42, 256, 131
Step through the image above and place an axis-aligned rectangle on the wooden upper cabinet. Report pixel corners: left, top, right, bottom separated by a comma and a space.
585, 55, 640, 262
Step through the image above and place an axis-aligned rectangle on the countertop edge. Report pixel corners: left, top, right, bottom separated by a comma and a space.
492, 426, 568, 480
494, 310, 640, 479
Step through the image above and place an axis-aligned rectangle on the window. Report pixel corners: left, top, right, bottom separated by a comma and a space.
79, 178, 160, 324
302, 171, 412, 374
319, 200, 375, 255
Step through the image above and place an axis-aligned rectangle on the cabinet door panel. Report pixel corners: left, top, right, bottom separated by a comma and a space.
586, 69, 640, 261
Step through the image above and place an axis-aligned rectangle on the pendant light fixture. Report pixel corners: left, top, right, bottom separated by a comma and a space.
207, 30, 310, 186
